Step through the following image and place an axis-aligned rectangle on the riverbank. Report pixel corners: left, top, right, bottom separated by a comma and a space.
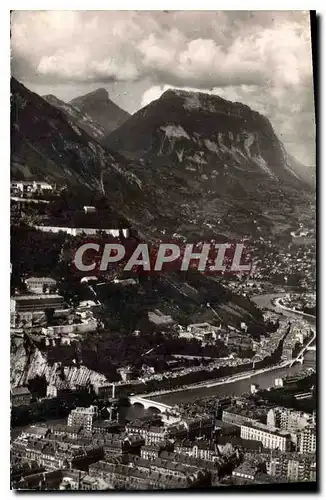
274, 297, 316, 320
141, 361, 291, 398
251, 293, 316, 328
151, 364, 307, 406
150, 293, 316, 405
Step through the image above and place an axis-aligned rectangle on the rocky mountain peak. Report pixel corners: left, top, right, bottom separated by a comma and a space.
42, 93, 60, 103
159, 88, 265, 123
72, 87, 109, 104
69, 87, 130, 135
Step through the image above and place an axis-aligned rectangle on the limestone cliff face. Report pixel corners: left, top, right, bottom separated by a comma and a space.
11, 336, 107, 389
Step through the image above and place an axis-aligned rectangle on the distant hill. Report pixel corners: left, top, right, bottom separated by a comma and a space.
286, 153, 315, 187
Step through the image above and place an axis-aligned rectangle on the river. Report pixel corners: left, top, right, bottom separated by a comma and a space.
12, 293, 316, 428
147, 292, 316, 407
251, 293, 316, 328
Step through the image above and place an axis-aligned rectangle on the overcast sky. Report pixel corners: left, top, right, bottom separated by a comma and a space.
11, 10, 315, 165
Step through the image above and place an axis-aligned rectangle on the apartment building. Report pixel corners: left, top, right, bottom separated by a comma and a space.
174, 439, 219, 462
298, 425, 317, 454
240, 423, 291, 451
25, 276, 57, 294
11, 386, 32, 407
12, 294, 64, 313
67, 406, 98, 433
222, 409, 259, 428
267, 407, 312, 433
266, 452, 316, 482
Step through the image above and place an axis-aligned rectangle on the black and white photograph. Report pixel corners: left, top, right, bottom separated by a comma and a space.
9, 9, 316, 492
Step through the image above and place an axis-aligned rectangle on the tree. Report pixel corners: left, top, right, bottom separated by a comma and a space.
28, 375, 47, 398
45, 308, 55, 325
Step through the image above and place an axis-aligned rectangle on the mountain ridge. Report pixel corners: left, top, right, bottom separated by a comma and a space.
11, 77, 172, 236
11, 78, 145, 212
42, 93, 108, 144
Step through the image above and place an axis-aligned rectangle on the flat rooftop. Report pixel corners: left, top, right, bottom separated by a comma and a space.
12, 294, 63, 301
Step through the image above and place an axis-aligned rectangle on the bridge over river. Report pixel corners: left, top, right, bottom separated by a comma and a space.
129, 395, 173, 413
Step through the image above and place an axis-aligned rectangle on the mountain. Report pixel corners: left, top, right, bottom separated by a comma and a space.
69, 88, 130, 136
286, 153, 315, 187
107, 89, 302, 181
11, 80, 313, 241
42, 94, 107, 144
105, 89, 314, 239
11, 78, 149, 226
